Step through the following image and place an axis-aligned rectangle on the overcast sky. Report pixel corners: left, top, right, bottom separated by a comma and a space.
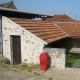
0, 0, 80, 20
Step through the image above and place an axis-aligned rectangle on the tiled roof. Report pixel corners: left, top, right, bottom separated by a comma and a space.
44, 14, 76, 22
9, 17, 67, 43
56, 22, 80, 37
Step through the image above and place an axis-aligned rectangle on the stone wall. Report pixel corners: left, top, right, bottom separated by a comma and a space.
2, 16, 67, 69
43, 48, 66, 69
2, 16, 47, 64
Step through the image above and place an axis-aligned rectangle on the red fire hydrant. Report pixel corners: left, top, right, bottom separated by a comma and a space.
39, 52, 49, 71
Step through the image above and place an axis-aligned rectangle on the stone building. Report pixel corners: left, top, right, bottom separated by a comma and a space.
1, 1, 80, 69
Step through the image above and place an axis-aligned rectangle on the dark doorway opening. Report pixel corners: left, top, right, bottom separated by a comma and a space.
11, 36, 21, 65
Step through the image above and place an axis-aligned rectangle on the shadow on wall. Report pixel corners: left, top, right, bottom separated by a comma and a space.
45, 37, 80, 53
48, 55, 51, 68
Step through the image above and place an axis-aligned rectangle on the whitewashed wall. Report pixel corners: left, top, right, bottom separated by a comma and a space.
2, 16, 47, 64
43, 48, 66, 69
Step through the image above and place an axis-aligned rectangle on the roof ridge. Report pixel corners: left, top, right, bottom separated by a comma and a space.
54, 14, 66, 15
54, 23, 69, 37
44, 14, 76, 22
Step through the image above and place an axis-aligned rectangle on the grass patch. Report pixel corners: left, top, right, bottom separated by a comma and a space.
31, 64, 40, 68
0, 57, 10, 67
12, 63, 39, 72
18, 64, 32, 72
0, 57, 39, 72
66, 53, 80, 68
0, 58, 10, 64
67, 53, 80, 57
34, 72, 40, 76
47, 77, 53, 80
66, 57, 80, 62
66, 53, 80, 62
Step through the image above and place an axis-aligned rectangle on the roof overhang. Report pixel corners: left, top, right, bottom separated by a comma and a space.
0, 7, 52, 19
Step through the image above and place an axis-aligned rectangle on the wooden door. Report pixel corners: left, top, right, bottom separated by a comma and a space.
12, 36, 21, 65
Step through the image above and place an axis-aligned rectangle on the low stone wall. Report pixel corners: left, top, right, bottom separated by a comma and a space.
43, 48, 66, 69
70, 47, 80, 53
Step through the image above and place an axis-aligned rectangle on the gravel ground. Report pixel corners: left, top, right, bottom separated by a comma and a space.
43, 68, 80, 80
0, 67, 80, 80
0, 54, 80, 80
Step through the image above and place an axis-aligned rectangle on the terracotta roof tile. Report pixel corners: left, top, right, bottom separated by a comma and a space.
44, 14, 76, 22
56, 22, 80, 37
9, 17, 67, 43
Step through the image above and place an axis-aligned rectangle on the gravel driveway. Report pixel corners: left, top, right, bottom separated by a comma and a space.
0, 66, 80, 80
0, 54, 80, 80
